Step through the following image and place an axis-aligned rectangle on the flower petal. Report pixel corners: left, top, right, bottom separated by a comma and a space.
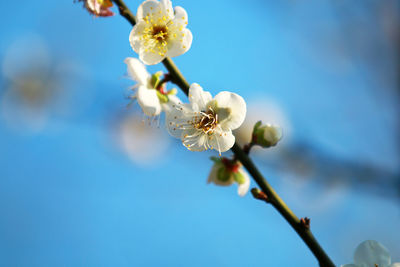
207, 163, 219, 184
139, 47, 164, 65
129, 21, 147, 53
136, 0, 161, 21
124, 57, 150, 85
166, 28, 192, 58
173, 6, 188, 25
136, 85, 161, 116
182, 129, 207, 151
161, 94, 181, 113
85, 0, 114, 16
160, 0, 173, 19
237, 170, 250, 197
391, 264, 400, 267
214, 91, 246, 131
188, 83, 212, 110
86, 0, 97, 13
165, 103, 192, 138
354, 240, 391, 267
209, 129, 235, 153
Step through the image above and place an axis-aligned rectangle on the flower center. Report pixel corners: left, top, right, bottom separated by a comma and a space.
152, 25, 168, 42
141, 23, 171, 56
194, 108, 218, 134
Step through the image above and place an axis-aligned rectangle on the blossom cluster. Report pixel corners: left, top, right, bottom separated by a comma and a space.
117, 0, 282, 198
79, 0, 283, 196
79, 1, 396, 265
119, 0, 255, 195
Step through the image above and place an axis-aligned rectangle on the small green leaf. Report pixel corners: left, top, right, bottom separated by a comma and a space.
233, 172, 246, 184
156, 90, 169, 103
253, 120, 262, 133
150, 71, 163, 88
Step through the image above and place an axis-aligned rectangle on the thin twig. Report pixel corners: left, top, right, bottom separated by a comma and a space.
109, 1, 335, 266
243, 141, 255, 155
113, 0, 136, 25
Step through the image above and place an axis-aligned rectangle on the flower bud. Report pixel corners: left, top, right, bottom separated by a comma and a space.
252, 121, 282, 148
207, 157, 250, 197
78, 0, 114, 17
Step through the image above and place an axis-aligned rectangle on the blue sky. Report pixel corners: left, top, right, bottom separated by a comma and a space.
0, 0, 399, 266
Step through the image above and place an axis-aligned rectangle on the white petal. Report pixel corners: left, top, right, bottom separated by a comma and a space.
136, 85, 162, 116
129, 21, 147, 53
188, 83, 212, 110
390, 263, 400, 267
237, 170, 250, 197
354, 240, 391, 267
207, 164, 219, 184
214, 91, 247, 131
209, 129, 235, 153
262, 124, 283, 146
173, 6, 188, 25
165, 103, 192, 138
124, 57, 150, 85
94, 1, 101, 14
166, 28, 192, 58
161, 94, 181, 113
168, 94, 181, 104
87, 0, 96, 12
139, 47, 165, 65
182, 129, 207, 151
160, 0, 173, 19
136, 0, 162, 21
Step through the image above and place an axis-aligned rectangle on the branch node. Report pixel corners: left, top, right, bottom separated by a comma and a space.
243, 142, 254, 155
251, 188, 269, 203
300, 217, 311, 229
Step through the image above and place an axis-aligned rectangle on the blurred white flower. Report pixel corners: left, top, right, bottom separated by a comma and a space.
116, 113, 170, 166
342, 240, 400, 267
166, 83, 246, 154
129, 0, 193, 65
125, 57, 180, 117
207, 157, 250, 197
78, 0, 114, 17
1, 35, 87, 133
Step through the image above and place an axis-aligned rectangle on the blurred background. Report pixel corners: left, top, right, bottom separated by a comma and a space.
0, 0, 399, 266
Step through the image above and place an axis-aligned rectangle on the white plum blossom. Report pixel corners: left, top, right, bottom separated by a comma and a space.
166, 83, 246, 154
207, 157, 250, 197
79, 0, 114, 17
116, 113, 170, 166
129, 0, 193, 65
342, 240, 400, 267
125, 57, 180, 117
